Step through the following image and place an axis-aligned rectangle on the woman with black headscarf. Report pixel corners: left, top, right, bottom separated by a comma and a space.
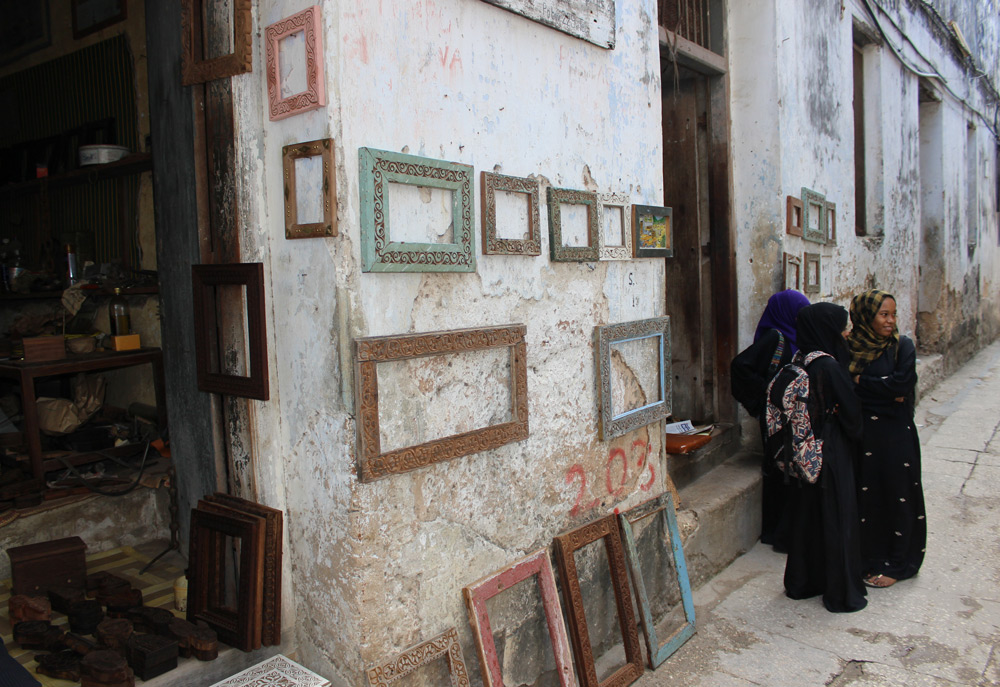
781, 302, 867, 613
848, 290, 926, 588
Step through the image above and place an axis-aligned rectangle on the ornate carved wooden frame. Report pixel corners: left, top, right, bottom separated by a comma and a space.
359, 148, 476, 272
463, 549, 575, 687
187, 505, 264, 651
783, 252, 802, 291
785, 195, 804, 237
553, 514, 643, 687
265, 6, 326, 121
547, 187, 599, 262
180, 0, 253, 85
597, 193, 633, 261
800, 187, 827, 244
618, 492, 695, 669
804, 252, 821, 294
202, 494, 283, 647
283, 138, 337, 239
481, 171, 541, 256
596, 317, 671, 441
192, 263, 269, 400
354, 324, 528, 482
825, 200, 837, 245
366, 627, 471, 687
632, 204, 673, 258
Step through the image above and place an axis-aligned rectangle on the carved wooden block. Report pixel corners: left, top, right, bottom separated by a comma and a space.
127, 633, 179, 680
14, 619, 64, 650
554, 514, 643, 687
97, 618, 134, 652
203, 492, 283, 646
127, 606, 176, 636
167, 617, 218, 660
366, 627, 471, 687
81, 649, 133, 685
49, 584, 87, 613
7, 535, 87, 596
187, 505, 265, 651
68, 598, 105, 634
63, 631, 100, 655
354, 325, 529, 481
8, 594, 51, 623
463, 549, 575, 687
36, 649, 82, 682
618, 492, 696, 668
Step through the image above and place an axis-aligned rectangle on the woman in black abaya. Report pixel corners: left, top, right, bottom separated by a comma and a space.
782, 302, 867, 613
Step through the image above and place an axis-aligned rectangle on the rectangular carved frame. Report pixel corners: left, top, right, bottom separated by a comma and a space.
632, 204, 674, 258
785, 195, 804, 236
804, 252, 821, 294
265, 6, 326, 120
359, 147, 476, 272
366, 627, 472, 687
463, 550, 575, 687
596, 317, 671, 441
181, 0, 252, 85
283, 138, 337, 239
800, 187, 827, 244
619, 492, 696, 669
825, 200, 837, 245
597, 192, 633, 260
354, 325, 528, 482
548, 187, 599, 262
783, 252, 802, 291
480, 171, 541, 256
554, 514, 643, 687
202, 494, 283, 647
187, 505, 265, 651
192, 263, 269, 400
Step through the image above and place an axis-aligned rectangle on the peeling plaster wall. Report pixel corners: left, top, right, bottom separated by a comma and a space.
730, 0, 1000, 381
230, 1, 666, 685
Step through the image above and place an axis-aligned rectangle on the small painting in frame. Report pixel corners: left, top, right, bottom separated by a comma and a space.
783, 252, 802, 291
265, 5, 326, 121
786, 195, 803, 237
72, 0, 127, 39
633, 204, 673, 258
804, 252, 821, 294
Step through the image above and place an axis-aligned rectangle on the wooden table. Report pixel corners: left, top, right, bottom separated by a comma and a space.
0, 347, 166, 479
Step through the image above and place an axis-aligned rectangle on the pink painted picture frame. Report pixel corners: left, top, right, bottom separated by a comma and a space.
265, 5, 326, 121
463, 550, 576, 687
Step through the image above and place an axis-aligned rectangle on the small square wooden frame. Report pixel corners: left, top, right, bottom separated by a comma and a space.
597, 192, 633, 260
547, 187, 599, 262
618, 492, 696, 669
554, 514, 643, 687
825, 200, 837, 245
354, 324, 528, 482
192, 263, 269, 400
800, 187, 827, 244
187, 505, 265, 652
265, 6, 326, 121
480, 171, 541, 256
782, 253, 802, 291
463, 550, 575, 687
366, 627, 472, 687
359, 147, 476, 273
785, 195, 804, 237
596, 317, 671, 441
633, 204, 674, 258
804, 252, 821, 294
283, 138, 337, 239
181, 0, 252, 85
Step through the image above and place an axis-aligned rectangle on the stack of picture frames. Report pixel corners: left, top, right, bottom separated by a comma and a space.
785, 187, 835, 294
187, 494, 283, 652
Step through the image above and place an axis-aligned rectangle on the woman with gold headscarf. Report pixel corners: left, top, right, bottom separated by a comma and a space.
848, 290, 926, 589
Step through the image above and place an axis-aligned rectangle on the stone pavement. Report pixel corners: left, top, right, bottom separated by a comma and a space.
636, 341, 1000, 686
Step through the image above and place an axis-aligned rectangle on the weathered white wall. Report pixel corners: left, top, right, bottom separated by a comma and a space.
230, 1, 667, 685
730, 0, 1000, 362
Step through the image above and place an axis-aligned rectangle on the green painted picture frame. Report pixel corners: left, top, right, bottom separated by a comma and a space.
358, 147, 476, 273
800, 187, 827, 245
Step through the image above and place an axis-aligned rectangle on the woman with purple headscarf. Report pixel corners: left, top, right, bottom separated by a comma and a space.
731, 290, 811, 549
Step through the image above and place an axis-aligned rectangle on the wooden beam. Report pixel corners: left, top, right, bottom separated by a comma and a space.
658, 26, 727, 75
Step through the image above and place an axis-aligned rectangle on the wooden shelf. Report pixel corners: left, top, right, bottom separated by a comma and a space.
0, 153, 153, 198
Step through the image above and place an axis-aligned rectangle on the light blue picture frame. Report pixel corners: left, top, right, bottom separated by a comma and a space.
619, 491, 696, 669
359, 147, 476, 272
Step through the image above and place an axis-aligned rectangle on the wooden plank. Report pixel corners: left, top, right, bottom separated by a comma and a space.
658, 27, 726, 75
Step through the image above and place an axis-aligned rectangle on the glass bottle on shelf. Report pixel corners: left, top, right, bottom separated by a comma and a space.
109, 288, 131, 336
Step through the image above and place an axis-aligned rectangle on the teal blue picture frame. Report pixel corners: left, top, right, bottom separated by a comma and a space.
358, 147, 476, 273
618, 491, 695, 668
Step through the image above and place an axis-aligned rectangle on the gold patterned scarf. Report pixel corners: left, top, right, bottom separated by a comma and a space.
847, 289, 899, 375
